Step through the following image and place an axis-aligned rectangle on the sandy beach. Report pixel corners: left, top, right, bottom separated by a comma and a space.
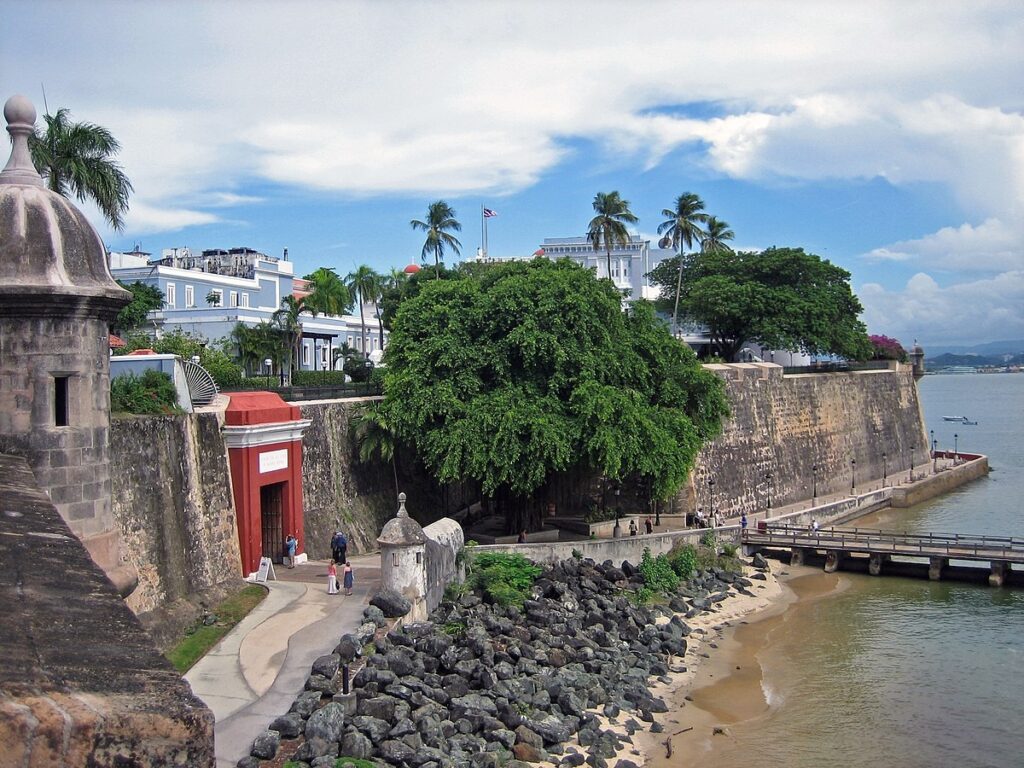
530, 563, 792, 768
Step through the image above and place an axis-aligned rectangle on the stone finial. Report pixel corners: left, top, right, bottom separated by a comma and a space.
1, 94, 44, 188
397, 492, 408, 518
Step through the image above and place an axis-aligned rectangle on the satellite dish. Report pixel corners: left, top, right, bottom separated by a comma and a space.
658, 236, 672, 250
184, 360, 219, 407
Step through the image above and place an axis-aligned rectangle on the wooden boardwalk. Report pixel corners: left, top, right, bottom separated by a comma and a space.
742, 524, 1023, 585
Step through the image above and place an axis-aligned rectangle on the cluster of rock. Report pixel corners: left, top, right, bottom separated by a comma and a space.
239, 554, 761, 768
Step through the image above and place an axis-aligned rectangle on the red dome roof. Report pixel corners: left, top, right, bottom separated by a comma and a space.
404, 263, 422, 274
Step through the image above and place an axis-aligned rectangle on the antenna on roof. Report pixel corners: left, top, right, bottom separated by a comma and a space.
283, 247, 288, 260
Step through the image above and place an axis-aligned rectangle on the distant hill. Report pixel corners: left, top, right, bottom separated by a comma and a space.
926, 339, 1024, 357
926, 352, 1024, 369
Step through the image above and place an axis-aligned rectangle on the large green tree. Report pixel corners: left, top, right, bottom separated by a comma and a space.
29, 107, 133, 231
410, 201, 462, 279
658, 193, 708, 333
377, 259, 728, 531
648, 246, 873, 362
272, 295, 310, 381
587, 191, 638, 283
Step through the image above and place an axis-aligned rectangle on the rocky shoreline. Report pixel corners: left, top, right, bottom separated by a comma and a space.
238, 553, 773, 768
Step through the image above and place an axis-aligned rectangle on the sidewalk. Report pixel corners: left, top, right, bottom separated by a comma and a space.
184, 554, 381, 768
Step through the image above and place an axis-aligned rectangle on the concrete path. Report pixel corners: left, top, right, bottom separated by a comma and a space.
185, 554, 381, 768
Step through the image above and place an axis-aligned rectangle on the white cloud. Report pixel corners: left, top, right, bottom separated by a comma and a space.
864, 218, 1024, 272
122, 201, 219, 235
2, 1, 1023, 239
860, 270, 1024, 346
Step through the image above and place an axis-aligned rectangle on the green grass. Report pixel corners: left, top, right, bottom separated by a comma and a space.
166, 584, 267, 673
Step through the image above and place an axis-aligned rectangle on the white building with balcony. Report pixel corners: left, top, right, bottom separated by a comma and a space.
109, 246, 385, 370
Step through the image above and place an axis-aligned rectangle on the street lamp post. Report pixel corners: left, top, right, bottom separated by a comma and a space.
882, 452, 887, 487
613, 485, 622, 538
264, 357, 273, 389
929, 429, 934, 471
812, 464, 818, 505
765, 471, 773, 512
909, 445, 915, 482
932, 438, 938, 472
851, 457, 857, 493
954, 433, 959, 464
708, 477, 716, 524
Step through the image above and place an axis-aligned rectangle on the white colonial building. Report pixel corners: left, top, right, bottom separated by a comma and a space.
109, 246, 385, 370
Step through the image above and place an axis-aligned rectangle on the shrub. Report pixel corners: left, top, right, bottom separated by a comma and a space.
292, 370, 350, 386
344, 356, 373, 382
700, 530, 717, 550
110, 370, 180, 415
869, 334, 908, 362
722, 542, 739, 558
639, 547, 679, 595
469, 552, 541, 606
667, 544, 698, 580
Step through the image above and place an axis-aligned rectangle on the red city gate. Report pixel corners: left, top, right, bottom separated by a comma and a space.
223, 392, 311, 577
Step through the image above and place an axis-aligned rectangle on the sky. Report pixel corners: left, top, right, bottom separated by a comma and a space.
2, 0, 1022, 348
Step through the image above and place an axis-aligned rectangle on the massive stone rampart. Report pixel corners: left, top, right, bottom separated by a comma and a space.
682, 363, 926, 516
109, 412, 241, 647
0, 453, 214, 767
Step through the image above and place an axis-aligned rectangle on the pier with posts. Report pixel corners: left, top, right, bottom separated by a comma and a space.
743, 524, 1023, 586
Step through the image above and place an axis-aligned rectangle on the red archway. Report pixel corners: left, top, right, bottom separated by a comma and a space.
223, 392, 311, 577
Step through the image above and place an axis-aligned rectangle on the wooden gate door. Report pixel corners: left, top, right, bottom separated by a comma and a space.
260, 483, 284, 563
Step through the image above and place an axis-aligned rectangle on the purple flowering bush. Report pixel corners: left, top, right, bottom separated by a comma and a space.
869, 334, 908, 362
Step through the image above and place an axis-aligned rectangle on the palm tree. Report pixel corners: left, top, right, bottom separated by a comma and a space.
352, 405, 400, 499
658, 193, 708, 333
272, 295, 310, 382
303, 267, 352, 316
346, 265, 381, 359
231, 321, 287, 379
586, 191, 638, 283
28, 107, 133, 231
410, 201, 462, 278
701, 216, 735, 253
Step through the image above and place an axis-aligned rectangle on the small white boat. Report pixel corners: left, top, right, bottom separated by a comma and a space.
942, 415, 970, 423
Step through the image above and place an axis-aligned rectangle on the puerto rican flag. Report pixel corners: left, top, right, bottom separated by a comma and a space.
483, 208, 497, 218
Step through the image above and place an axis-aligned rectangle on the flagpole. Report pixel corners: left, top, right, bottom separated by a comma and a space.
480, 205, 485, 260
483, 206, 489, 258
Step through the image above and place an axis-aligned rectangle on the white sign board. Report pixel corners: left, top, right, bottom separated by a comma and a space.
255, 556, 276, 583
259, 448, 289, 474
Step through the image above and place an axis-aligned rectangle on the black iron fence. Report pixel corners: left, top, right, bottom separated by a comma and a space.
222, 380, 381, 401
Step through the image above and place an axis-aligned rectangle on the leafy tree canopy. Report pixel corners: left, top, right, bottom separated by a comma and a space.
649, 246, 872, 362
114, 280, 163, 335
377, 259, 729, 502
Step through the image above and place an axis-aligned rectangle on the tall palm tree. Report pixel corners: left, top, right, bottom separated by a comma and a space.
586, 191, 638, 283
658, 193, 708, 333
410, 201, 462, 278
352, 405, 400, 499
701, 216, 735, 253
28, 107, 133, 231
272, 295, 310, 381
303, 267, 352, 316
346, 265, 381, 359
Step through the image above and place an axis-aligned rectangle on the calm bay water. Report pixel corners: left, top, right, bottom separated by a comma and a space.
696, 373, 1024, 767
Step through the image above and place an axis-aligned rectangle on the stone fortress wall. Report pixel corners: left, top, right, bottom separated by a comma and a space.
104, 362, 927, 641
109, 411, 242, 647
680, 362, 926, 516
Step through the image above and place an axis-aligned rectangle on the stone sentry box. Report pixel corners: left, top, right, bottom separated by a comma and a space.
0, 95, 138, 595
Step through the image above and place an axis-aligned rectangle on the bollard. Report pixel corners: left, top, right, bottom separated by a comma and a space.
342, 664, 350, 694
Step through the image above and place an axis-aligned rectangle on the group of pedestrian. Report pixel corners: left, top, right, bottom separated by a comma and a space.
328, 530, 353, 596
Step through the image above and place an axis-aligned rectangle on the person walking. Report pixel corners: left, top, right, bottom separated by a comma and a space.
342, 561, 354, 596
629, 519, 638, 536
644, 516, 653, 534
327, 560, 339, 594
336, 531, 348, 565
741, 513, 748, 530
285, 534, 297, 568
330, 531, 342, 563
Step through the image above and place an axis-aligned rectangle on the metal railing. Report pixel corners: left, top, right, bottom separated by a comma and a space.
744, 524, 1024, 560
782, 360, 894, 375
222, 381, 381, 401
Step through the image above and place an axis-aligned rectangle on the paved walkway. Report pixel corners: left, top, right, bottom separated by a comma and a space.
185, 554, 380, 768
